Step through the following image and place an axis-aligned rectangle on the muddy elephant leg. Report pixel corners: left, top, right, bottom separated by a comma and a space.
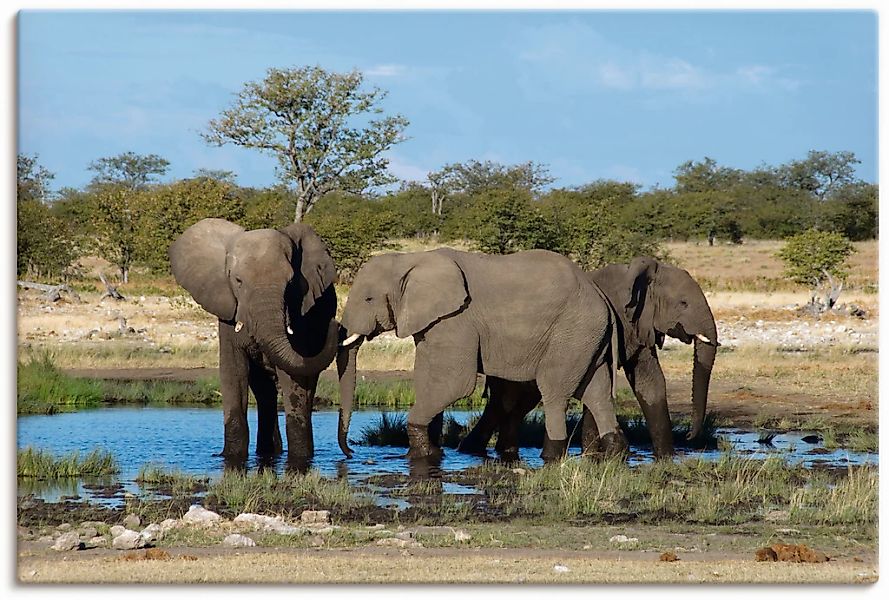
408, 339, 476, 461
625, 349, 673, 458
495, 382, 540, 461
218, 321, 250, 461
278, 370, 317, 466
458, 378, 507, 455
249, 364, 282, 456
580, 405, 602, 456
579, 363, 628, 458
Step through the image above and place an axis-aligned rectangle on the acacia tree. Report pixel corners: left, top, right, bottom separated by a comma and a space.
88, 152, 170, 190
204, 66, 409, 222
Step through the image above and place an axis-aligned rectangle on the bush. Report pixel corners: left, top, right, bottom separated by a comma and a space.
776, 229, 855, 292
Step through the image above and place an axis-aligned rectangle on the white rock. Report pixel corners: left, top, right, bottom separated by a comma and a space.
223, 534, 256, 547
159, 518, 180, 532
109, 525, 127, 537
122, 514, 141, 530
112, 529, 145, 550
453, 529, 472, 542
181, 505, 221, 524
376, 537, 421, 548
609, 534, 639, 544
233, 513, 304, 535
300, 510, 330, 525
553, 564, 570, 573
51, 532, 82, 552
140, 523, 163, 543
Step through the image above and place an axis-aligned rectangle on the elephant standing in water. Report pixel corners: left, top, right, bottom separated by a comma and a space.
459, 257, 718, 459
336, 248, 623, 462
169, 218, 339, 467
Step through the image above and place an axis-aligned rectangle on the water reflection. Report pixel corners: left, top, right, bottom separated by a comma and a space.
17, 406, 877, 505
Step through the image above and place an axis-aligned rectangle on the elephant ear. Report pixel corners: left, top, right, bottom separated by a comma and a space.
278, 223, 338, 316
395, 252, 469, 339
169, 218, 244, 320
624, 256, 660, 348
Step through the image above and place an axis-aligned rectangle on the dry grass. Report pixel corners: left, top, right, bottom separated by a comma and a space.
665, 239, 877, 292
17, 550, 877, 583
659, 344, 877, 401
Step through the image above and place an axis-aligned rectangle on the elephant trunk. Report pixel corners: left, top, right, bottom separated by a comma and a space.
688, 336, 716, 440
250, 285, 338, 379
336, 339, 362, 458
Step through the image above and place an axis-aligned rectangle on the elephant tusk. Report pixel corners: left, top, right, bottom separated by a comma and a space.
286, 326, 294, 335
234, 321, 243, 333
340, 333, 362, 347
694, 333, 711, 344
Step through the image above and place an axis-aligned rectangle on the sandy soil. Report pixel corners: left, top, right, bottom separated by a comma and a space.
16, 543, 878, 584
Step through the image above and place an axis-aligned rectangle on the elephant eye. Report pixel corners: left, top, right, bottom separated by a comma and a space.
364, 297, 373, 303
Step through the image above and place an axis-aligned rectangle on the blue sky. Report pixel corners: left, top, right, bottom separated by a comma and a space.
18, 10, 878, 193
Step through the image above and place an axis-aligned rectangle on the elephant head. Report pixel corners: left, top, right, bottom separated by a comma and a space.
169, 218, 339, 380
336, 250, 469, 456
597, 256, 718, 440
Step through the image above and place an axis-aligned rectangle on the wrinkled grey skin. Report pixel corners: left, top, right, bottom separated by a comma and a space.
458, 257, 718, 459
169, 218, 339, 466
336, 248, 622, 462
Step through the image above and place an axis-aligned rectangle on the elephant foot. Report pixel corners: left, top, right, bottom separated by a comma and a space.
600, 431, 629, 458
285, 454, 312, 474
540, 437, 568, 463
407, 423, 443, 460
457, 436, 489, 457
498, 448, 520, 464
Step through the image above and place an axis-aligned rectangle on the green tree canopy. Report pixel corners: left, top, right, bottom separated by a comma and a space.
204, 65, 409, 222
88, 152, 170, 190
776, 228, 855, 292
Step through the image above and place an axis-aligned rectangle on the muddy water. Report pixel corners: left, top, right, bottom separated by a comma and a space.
17, 407, 877, 505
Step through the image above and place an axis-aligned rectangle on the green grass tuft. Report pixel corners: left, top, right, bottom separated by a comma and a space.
17, 447, 120, 479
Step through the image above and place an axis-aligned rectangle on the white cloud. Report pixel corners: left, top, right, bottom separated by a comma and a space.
514, 20, 799, 97
366, 63, 408, 78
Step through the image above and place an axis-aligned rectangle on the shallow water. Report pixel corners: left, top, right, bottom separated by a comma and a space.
17, 406, 877, 504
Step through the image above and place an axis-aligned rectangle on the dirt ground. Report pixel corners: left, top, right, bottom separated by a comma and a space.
16, 544, 878, 584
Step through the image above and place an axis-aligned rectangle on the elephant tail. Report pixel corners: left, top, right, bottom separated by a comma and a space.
593, 281, 622, 400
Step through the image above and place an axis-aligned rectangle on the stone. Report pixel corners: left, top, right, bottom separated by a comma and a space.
51, 532, 82, 552
77, 526, 99, 539
87, 535, 108, 548
300, 510, 330, 525
553, 564, 570, 573
109, 525, 127, 537
511, 468, 528, 475
112, 529, 146, 550
609, 534, 639, 544
453, 529, 472, 542
233, 513, 305, 535
159, 518, 179, 532
56, 523, 72, 532
140, 523, 163, 543
181, 505, 221, 525
122, 514, 141, 530
223, 534, 256, 548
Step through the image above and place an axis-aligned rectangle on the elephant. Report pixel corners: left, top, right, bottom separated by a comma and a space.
458, 256, 719, 459
169, 218, 340, 467
335, 248, 623, 463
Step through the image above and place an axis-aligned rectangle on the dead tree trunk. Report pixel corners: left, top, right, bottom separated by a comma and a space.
17, 281, 82, 303
99, 273, 126, 301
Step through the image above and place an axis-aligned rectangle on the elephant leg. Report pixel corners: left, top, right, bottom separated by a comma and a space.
408, 340, 477, 460
580, 405, 602, 456
539, 395, 570, 463
249, 364, 282, 456
579, 363, 628, 458
278, 370, 317, 463
218, 321, 250, 460
458, 378, 507, 455
496, 383, 540, 461
625, 349, 673, 458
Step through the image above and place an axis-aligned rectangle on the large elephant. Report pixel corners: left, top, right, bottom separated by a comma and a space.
335, 248, 623, 462
458, 256, 718, 459
169, 218, 339, 466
